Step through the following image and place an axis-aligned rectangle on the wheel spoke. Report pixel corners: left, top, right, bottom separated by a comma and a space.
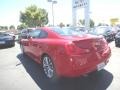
48, 69, 53, 78
43, 56, 54, 78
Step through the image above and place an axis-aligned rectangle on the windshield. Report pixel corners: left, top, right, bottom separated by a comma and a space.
52, 27, 86, 36
93, 27, 112, 35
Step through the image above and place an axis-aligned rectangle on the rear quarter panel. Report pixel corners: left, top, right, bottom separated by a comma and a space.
37, 39, 68, 63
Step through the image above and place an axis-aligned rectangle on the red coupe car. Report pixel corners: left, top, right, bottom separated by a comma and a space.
20, 27, 111, 80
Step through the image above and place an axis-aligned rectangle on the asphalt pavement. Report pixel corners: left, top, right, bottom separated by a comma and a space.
0, 41, 120, 90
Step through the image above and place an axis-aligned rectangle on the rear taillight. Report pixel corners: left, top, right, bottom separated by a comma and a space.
65, 42, 90, 55
92, 38, 108, 52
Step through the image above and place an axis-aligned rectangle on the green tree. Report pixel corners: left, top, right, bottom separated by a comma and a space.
0, 26, 1, 30
0, 26, 8, 30
79, 19, 84, 26
0, 26, 4, 30
17, 23, 28, 30
59, 22, 65, 28
78, 19, 95, 28
20, 5, 48, 27
9, 25, 15, 30
4, 26, 8, 30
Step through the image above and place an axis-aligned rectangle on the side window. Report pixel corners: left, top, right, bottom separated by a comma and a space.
29, 30, 41, 38
29, 29, 48, 39
39, 30, 48, 38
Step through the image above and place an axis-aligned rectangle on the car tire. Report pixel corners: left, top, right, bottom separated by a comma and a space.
115, 40, 120, 47
12, 42, 15, 47
115, 43, 120, 47
42, 55, 58, 82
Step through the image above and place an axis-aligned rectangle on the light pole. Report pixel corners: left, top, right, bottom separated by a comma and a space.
84, 0, 90, 32
48, 0, 57, 26
72, 0, 90, 31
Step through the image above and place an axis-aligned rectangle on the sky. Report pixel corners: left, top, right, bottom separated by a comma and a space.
0, 0, 120, 27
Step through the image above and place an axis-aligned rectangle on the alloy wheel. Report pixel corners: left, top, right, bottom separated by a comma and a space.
42, 56, 54, 79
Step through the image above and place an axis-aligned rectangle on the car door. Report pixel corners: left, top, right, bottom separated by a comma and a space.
29, 29, 48, 62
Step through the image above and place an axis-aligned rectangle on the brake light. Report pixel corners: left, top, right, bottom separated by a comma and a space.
65, 42, 90, 55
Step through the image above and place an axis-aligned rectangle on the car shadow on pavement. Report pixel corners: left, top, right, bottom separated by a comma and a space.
17, 53, 113, 90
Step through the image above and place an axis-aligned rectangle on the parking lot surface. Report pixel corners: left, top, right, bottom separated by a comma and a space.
0, 42, 120, 90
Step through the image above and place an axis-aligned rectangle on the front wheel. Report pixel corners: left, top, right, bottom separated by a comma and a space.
12, 42, 15, 47
42, 55, 57, 81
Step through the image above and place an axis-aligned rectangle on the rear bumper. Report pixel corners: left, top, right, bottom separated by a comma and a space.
55, 47, 111, 77
0, 40, 15, 47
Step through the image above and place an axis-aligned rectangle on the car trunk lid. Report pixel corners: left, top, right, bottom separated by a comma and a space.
63, 34, 107, 52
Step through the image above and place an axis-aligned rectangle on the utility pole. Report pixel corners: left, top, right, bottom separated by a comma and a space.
72, 0, 77, 26
84, 0, 90, 31
72, 0, 90, 31
47, 0, 57, 26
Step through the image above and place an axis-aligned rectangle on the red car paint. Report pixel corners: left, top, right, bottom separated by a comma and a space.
20, 27, 111, 77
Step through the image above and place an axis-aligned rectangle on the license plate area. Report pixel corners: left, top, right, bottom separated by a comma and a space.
97, 62, 105, 71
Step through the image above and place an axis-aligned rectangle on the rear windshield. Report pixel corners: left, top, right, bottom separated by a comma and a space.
52, 27, 86, 36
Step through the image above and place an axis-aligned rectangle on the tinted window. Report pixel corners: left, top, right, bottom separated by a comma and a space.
39, 30, 48, 38
29, 29, 48, 38
52, 27, 86, 36
29, 30, 41, 38
21, 29, 33, 34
